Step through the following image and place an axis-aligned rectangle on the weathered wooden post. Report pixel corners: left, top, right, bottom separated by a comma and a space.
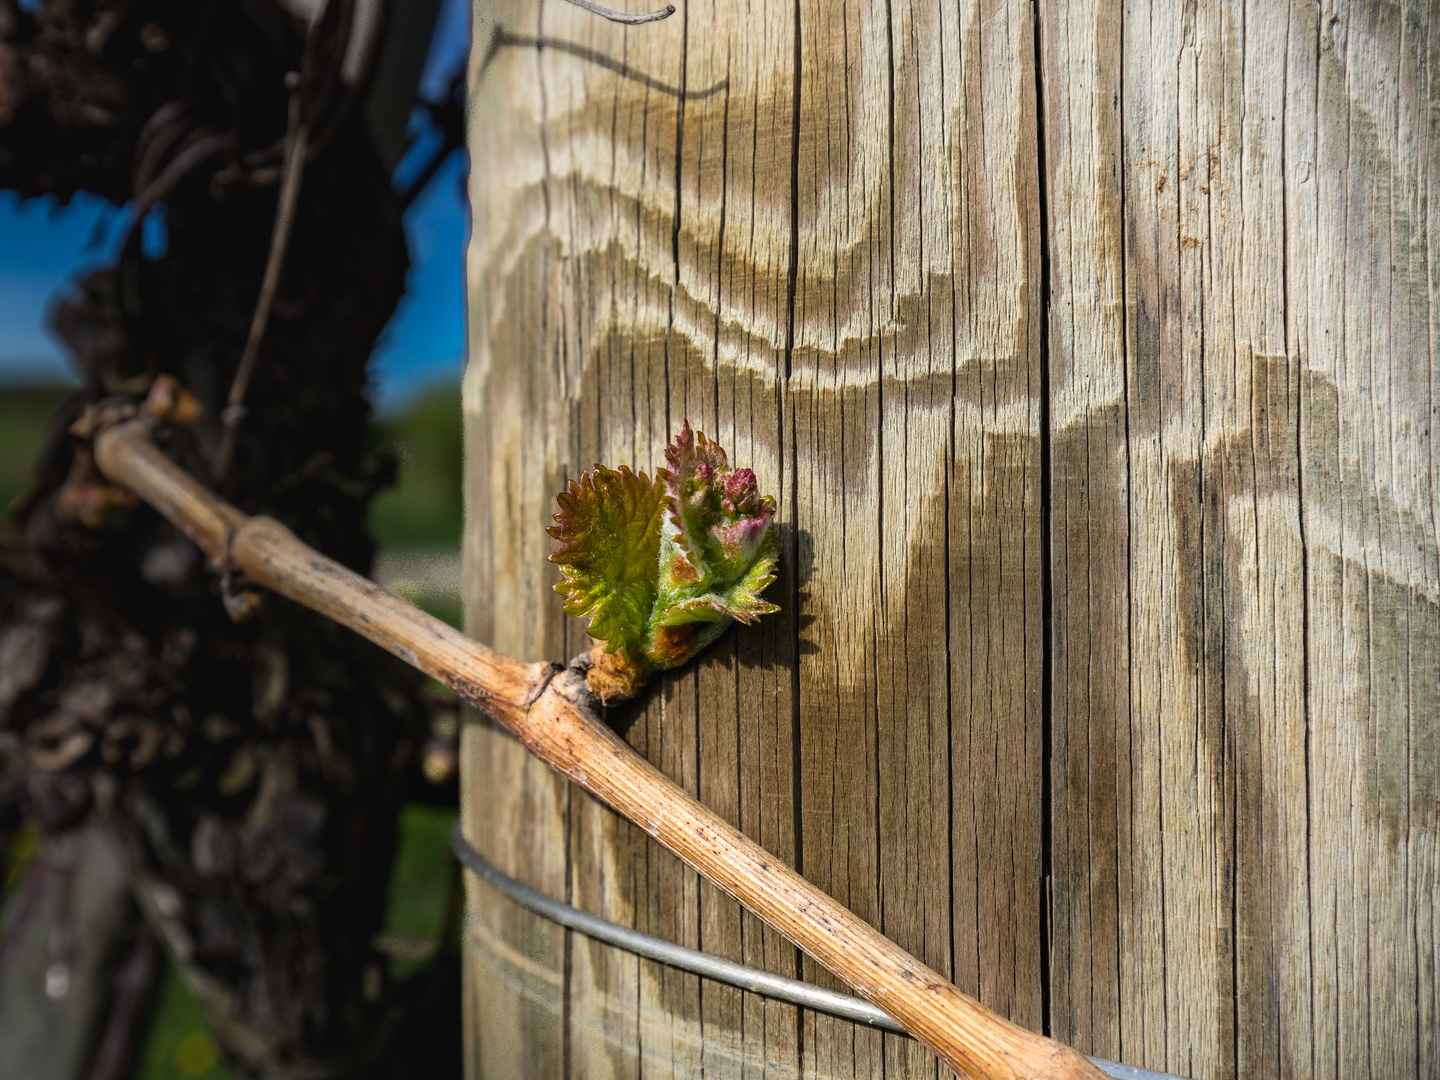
461, 0, 1438, 1076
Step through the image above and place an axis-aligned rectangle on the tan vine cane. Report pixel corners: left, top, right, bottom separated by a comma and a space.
92, 412, 1107, 1080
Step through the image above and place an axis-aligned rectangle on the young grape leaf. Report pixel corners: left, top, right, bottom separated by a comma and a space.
546, 464, 666, 662
549, 423, 780, 702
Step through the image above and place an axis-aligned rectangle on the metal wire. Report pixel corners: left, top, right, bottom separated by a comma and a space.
450, 825, 1187, 1080
559, 0, 675, 23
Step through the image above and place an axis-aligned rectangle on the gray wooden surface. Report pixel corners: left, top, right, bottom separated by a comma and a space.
462, 1, 1439, 1076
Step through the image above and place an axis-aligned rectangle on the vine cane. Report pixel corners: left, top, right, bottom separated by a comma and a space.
92, 414, 1107, 1080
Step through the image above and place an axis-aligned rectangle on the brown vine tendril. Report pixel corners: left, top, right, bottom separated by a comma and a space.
210, 69, 308, 483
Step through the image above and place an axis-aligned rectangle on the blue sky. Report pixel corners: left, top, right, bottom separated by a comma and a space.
0, 0, 470, 414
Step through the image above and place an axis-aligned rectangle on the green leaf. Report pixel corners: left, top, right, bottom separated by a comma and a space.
654, 529, 780, 628
714, 530, 781, 622
548, 424, 782, 701
547, 464, 665, 660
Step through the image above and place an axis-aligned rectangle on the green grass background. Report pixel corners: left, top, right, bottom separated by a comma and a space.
0, 386, 68, 514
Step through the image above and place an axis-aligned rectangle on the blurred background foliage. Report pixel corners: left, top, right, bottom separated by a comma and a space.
370, 385, 465, 630
370, 385, 463, 551
0, 386, 69, 516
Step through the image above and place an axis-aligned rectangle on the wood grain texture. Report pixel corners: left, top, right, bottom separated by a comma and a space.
464, 0, 1043, 1074
465, 0, 1438, 1075
1040, 1, 1439, 1077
